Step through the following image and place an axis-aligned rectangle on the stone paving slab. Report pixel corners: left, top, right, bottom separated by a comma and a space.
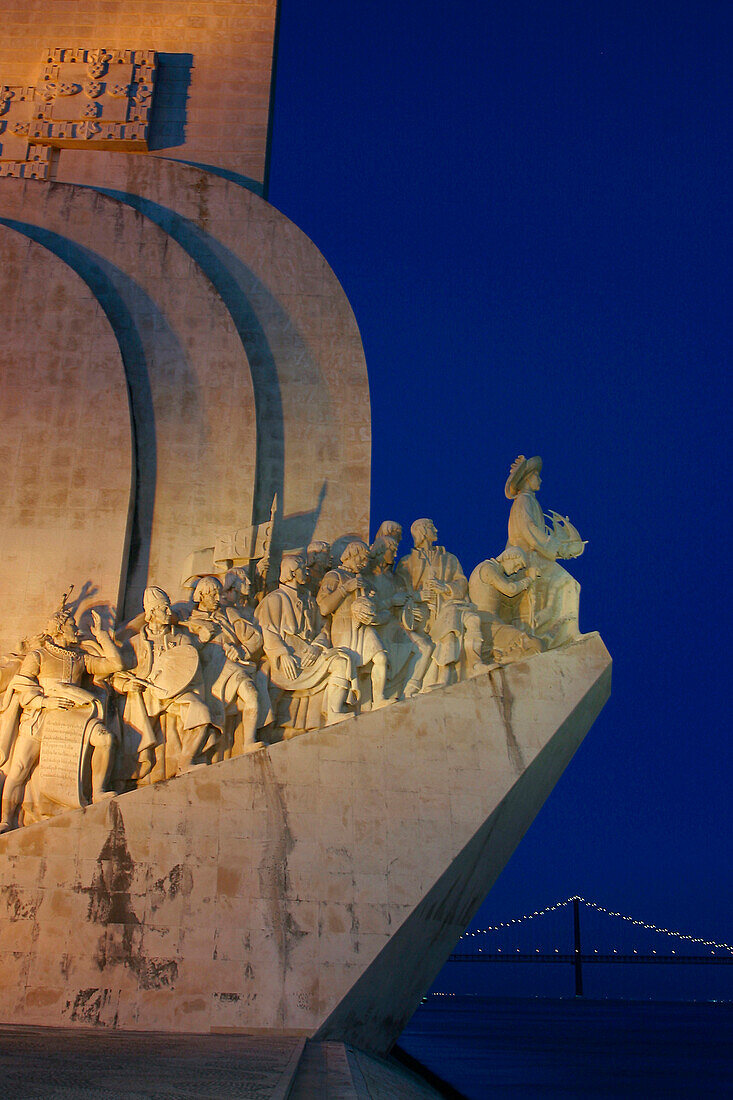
0, 1029, 450, 1099
0, 1027, 304, 1099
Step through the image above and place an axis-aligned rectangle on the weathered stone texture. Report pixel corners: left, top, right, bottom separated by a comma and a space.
0, 223, 133, 650
0, 157, 371, 624
0, 177, 258, 621
0, 1029, 443, 1098
54, 151, 372, 546
0, 635, 611, 1049
0, 0, 278, 188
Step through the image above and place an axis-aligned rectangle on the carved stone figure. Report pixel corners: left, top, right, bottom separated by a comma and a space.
221, 567, 255, 613
504, 455, 585, 647
184, 576, 267, 756
305, 541, 331, 597
256, 555, 356, 732
0, 448, 594, 832
396, 519, 488, 687
219, 568, 273, 740
113, 586, 215, 781
373, 520, 402, 546
368, 536, 432, 698
468, 546, 543, 663
0, 600, 123, 831
317, 540, 389, 709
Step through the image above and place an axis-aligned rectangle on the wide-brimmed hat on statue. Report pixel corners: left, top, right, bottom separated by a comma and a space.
504, 454, 542, 498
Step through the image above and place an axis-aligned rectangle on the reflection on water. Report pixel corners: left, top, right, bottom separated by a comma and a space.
398, 997, 733, 1099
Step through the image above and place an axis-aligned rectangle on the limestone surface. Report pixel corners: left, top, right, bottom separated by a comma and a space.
0, 158, 371, 638
0, 1029, 444, 1099
0, 224, 132, 648
0, 1, 279, 188
0, 634, 611, 1051
0, 176, 257, 631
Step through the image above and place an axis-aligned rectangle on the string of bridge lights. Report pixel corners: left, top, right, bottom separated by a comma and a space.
460, 895, 733, 954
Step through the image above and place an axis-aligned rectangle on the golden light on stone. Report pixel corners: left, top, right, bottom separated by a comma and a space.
0, 3, 610, 1075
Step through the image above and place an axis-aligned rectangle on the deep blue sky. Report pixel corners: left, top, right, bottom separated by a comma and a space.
268, 1, 732, 991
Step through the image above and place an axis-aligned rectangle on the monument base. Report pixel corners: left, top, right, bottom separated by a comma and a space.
0, 634, 610, 1053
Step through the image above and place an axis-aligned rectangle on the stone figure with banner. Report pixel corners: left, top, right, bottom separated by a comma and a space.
0, 596, 123, 831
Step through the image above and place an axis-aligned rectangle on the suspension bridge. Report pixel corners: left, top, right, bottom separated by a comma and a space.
448, 896, 733, 996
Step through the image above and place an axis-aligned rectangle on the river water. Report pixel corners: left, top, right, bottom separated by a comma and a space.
398, 997, 733, 1098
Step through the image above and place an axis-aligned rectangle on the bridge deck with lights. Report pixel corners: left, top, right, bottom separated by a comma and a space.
450, 953, 733, 964
454, 896, 733, 996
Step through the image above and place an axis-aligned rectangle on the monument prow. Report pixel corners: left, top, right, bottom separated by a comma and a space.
0, 13, 611, 1088
0, 634, 610, 1047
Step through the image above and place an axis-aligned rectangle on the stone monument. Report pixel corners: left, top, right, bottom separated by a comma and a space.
0, 4, 610, 1095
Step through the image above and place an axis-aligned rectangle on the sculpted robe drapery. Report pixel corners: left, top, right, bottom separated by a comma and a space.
256, 586, 355, 730
185, 608, 272, 730
120, 628, 212, 752
468, 559, 542, 663
395, 546, 469, 623
316, 568, 385, 668
396, 546, 478, 671
469, 559, 529, 619
507, 491, 557, 560
368, 570, 424, 685
506, 490, 581, 646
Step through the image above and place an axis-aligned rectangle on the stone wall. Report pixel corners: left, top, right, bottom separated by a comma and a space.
0, 222, 133, 647
0, 156, 371, 639
0, 0, 278, 189
0, 635, 611, 1051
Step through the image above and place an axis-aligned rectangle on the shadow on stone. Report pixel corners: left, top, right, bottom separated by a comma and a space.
147, 54, 193, 151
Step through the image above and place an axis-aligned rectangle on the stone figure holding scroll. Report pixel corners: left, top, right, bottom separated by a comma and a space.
0, 599, 123, 832
468, 546, 543, 664
504, 455, 586, 647
256, 555, 356, 732
396, 519, 488, 687
113, 586, 215, 780
317, 540, 390, 710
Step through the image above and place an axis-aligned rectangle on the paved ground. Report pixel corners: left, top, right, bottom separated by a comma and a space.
0, 1028, 303, 1099
0, 1028, 450, 1099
